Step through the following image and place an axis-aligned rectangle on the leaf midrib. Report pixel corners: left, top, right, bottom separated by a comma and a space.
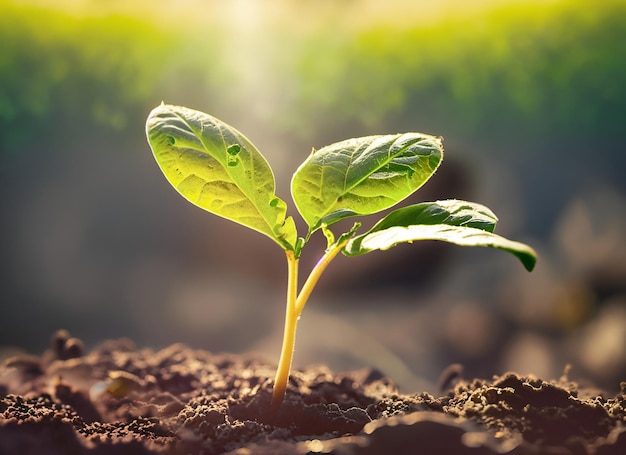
171, 109, 278, 238
325, 134, 423, 215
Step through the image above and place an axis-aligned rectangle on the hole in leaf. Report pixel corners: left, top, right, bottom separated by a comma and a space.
227, 144, 241, 156
228, 156, 239, 167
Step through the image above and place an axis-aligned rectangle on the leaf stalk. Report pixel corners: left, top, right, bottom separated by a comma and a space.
295, 239, 347, 316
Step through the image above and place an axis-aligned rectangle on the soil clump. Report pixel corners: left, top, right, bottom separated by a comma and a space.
1, 330, 625, 454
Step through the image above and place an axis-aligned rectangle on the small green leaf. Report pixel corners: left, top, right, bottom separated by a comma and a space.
344, 199, 537, 271
146, 104, 297, 250
364, 199, 499, 233
291, 133, 443, 233
321, 224, 335, 248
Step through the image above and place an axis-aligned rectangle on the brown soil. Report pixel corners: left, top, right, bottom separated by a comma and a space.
1, 330, 625, 455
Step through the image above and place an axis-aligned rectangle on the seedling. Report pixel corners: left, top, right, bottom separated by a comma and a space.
146, 104, 536, 412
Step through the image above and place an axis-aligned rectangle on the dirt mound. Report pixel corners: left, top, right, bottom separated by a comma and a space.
1, 331, 624, 454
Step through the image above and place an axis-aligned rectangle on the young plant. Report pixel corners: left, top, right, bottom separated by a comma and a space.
146, 104, 537, 412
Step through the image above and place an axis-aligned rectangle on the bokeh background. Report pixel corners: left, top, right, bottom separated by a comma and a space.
2, 0, 625, 394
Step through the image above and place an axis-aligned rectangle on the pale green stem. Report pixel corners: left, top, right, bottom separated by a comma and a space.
270, 240, 348, 412
294, 239, 347, 316
270, 249, 299, 412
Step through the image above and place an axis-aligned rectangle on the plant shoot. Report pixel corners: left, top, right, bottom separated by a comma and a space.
146, 104, 537, 412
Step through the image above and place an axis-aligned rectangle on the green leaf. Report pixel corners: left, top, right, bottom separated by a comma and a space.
291, 133, 443, 232
362, 199, 499, 233
146, 104, 297, 250
344, 199, 537, 271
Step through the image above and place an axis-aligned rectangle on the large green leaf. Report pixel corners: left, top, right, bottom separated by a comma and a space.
344, 200, 537, 271
146, 104, 297, 250
291, 133, 443, 232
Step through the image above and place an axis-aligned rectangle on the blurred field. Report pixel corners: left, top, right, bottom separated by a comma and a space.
1, 0, 625, 393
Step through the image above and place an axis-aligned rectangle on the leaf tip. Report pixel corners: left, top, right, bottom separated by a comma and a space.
521, 250, 538, 272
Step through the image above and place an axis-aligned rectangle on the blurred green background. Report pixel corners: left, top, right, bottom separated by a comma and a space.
2, 0, 625, 393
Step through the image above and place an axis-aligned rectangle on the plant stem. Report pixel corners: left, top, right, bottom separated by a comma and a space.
270, 240, 348, 412
270, 249, 299, 412
294, 239, 347, 316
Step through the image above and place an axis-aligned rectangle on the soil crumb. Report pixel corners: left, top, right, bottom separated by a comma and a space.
1, 331, 625, 454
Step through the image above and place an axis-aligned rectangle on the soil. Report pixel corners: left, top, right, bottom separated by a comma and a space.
1, 330, 625, 455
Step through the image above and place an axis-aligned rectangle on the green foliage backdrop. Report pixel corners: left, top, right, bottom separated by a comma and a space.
291, 0, 626, 146
2, 0, 624, 155
0, 0, 222, 152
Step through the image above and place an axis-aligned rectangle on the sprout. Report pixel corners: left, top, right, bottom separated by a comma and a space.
146, 104, 536, 412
